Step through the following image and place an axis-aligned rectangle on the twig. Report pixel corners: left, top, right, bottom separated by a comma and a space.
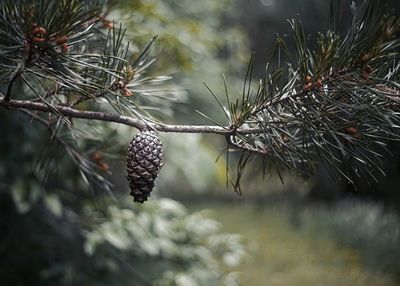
226, 134, 271, 155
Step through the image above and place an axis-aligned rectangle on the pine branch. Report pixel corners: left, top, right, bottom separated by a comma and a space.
0, 93, 256, 135
219, 1, 400, 181
1, 0, 400, 194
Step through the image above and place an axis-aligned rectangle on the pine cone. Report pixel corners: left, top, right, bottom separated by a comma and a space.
126, 131, 163, 203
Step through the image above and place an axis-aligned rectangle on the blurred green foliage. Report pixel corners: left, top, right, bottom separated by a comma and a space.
85, 200, 244, 285
302, 201, 400, 277
188, 200, 400, 286
115, 0, 247, 72
114, 0, 249, 124
1, 187, 245, 285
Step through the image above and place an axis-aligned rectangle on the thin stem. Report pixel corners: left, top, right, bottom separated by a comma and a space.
228, 135, 271, 155
5, 63, 25, 101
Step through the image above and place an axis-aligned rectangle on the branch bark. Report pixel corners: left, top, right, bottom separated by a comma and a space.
0, 94, 261, 135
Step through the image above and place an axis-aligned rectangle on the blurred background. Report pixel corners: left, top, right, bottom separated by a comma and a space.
1, 0, 400, 285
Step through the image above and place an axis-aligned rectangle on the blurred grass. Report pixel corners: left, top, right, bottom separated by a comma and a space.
186, 202, 398, 286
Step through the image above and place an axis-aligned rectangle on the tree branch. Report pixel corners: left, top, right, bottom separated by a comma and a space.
0, 94, 264, 135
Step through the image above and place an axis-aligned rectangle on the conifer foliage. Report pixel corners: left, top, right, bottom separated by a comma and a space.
207, 0, 400, 190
